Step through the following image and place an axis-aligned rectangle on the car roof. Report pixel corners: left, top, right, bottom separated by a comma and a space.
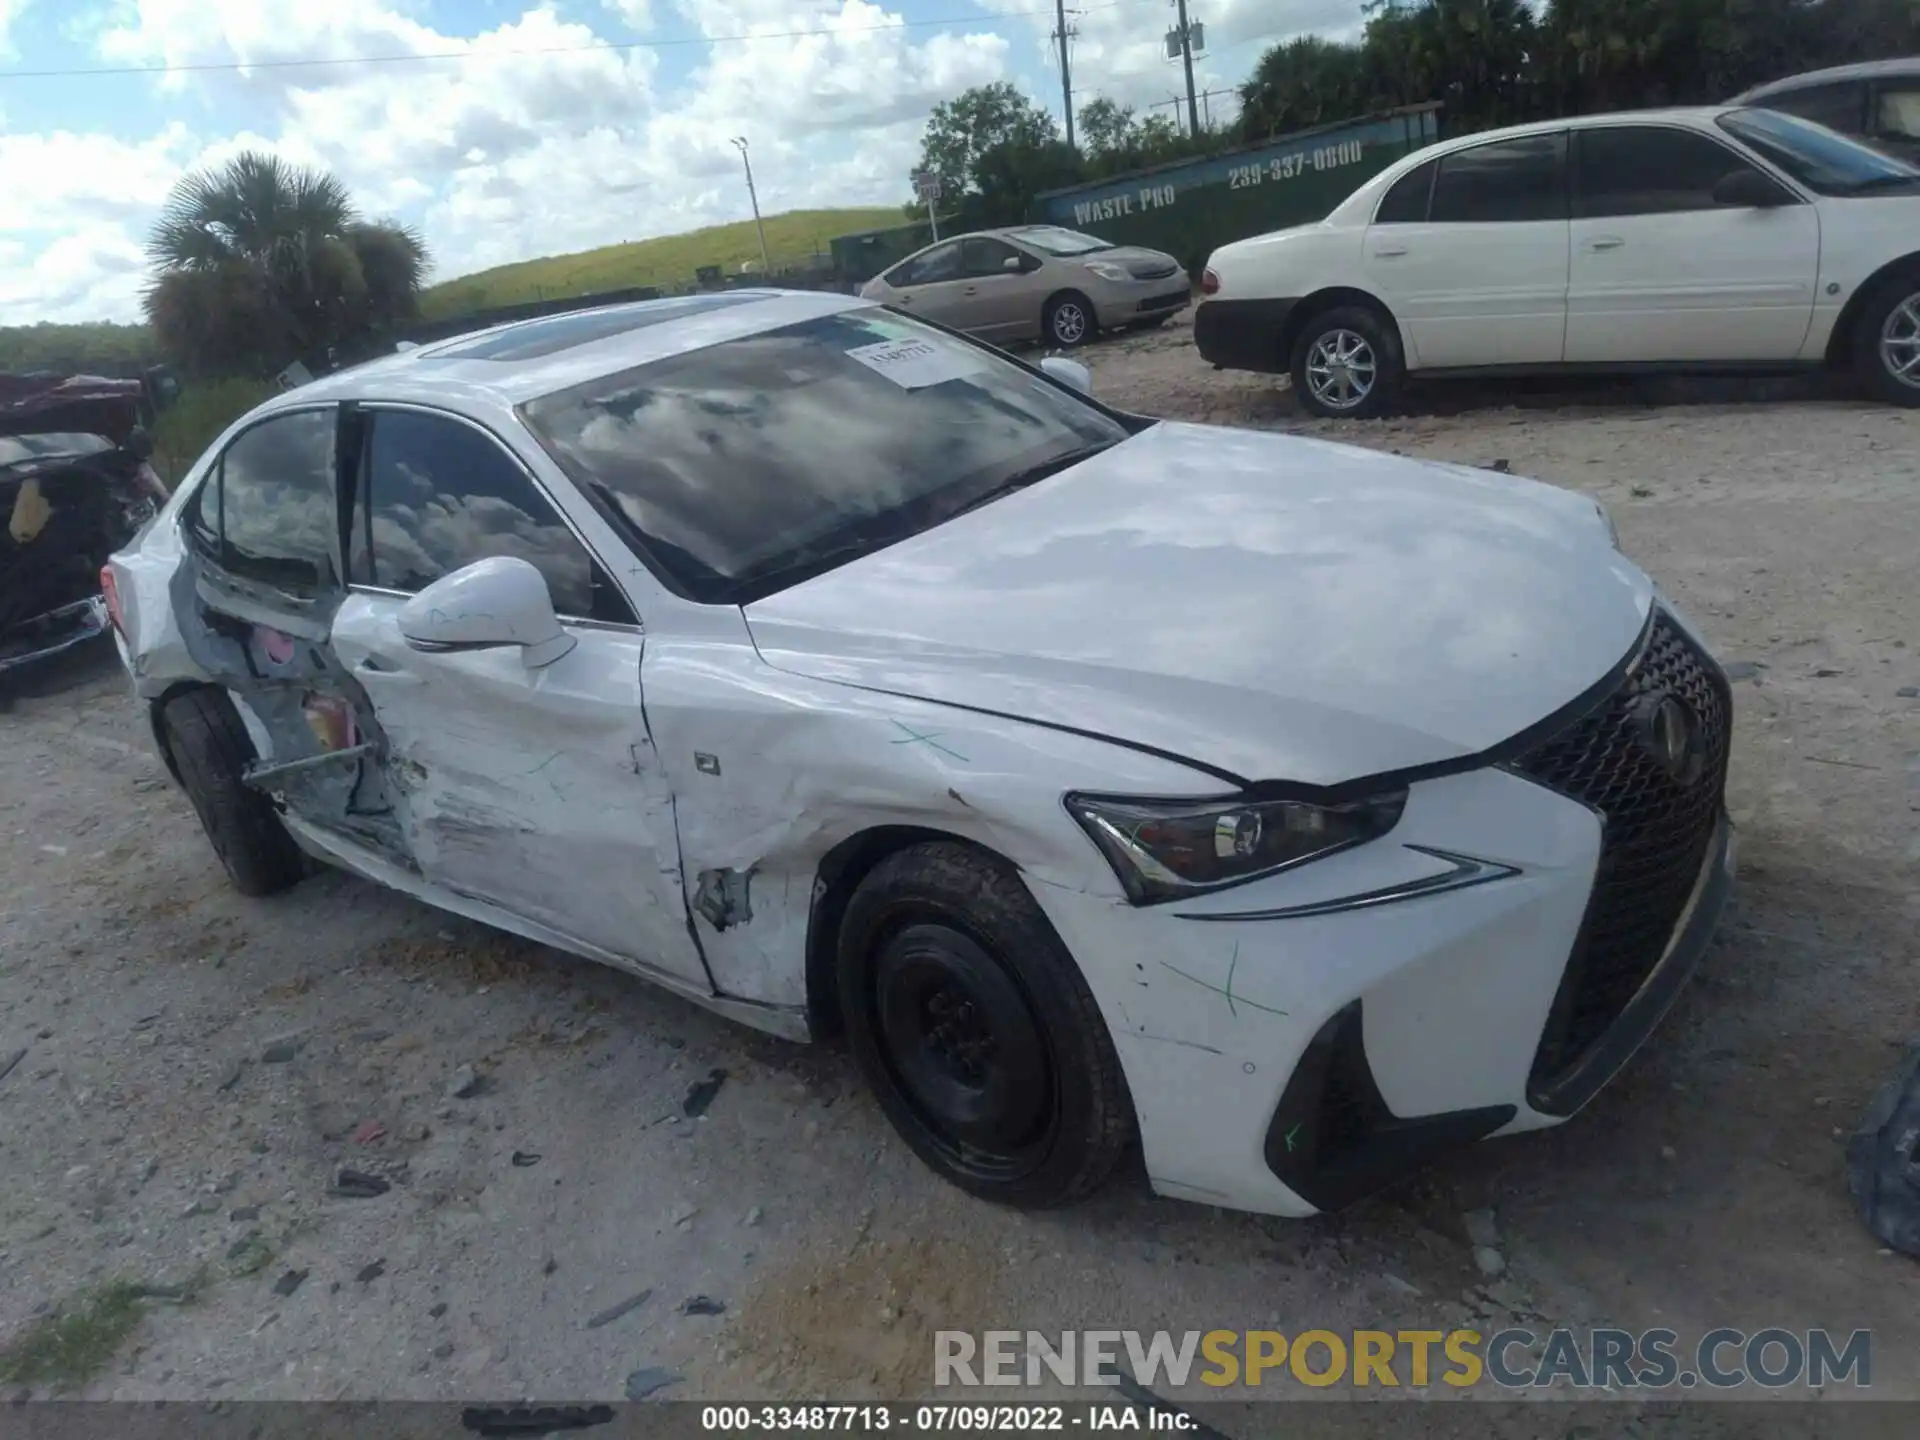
1733, 56, 1920, 99
268, 288, 871, 415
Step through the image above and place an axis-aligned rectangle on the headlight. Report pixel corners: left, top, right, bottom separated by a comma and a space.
1064, 790, 1407, 905
1085, 261, 1132, 283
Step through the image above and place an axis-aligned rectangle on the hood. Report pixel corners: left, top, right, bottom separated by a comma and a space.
744, 423, 1653, 787
1084, 245, 1182, 278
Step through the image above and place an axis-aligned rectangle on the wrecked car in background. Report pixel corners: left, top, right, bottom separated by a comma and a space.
106, 291, 1734, 1218
2, 374, 167, 678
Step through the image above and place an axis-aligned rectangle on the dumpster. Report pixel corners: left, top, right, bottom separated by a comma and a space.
1031, 104, 1442, 276
829, 219, 951, 287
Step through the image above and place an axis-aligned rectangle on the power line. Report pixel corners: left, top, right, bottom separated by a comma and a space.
0, 2, 1144, 81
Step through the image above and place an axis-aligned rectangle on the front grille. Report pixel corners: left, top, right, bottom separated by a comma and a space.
1514, 610, 1731, 1089
1127, 261, 1178, 280
1136, 291, 1188, 314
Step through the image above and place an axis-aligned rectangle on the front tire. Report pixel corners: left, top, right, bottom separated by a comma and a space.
1043, 292, 1095, 349
1289, 303, 1404, 419
836, 842, 1132, 1208
161, 688, 305, 897
1853, 272, 1920, 406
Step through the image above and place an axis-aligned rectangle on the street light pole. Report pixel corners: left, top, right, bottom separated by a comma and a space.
730, 136, 771, 276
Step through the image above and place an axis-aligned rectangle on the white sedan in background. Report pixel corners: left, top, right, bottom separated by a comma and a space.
107, 291, 1732, 1216
1197, 105, 1920, 416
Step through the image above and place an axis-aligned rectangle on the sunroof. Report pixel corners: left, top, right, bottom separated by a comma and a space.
429, 294, 764, 362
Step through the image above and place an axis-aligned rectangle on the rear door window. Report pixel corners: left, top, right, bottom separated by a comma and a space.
1374, 158, 1438, 223
900, 242, 962, 286
187, 409, 339, 597
347, 408, 633, 623
1430, 134, 1568, 223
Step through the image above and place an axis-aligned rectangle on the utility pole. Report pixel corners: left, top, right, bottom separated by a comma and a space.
1052, 0, 1076, 148
730, 136, 770, 275
1170, 0, 1201, 140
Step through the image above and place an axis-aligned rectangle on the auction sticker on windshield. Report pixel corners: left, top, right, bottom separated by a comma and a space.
845, 336, 983, 389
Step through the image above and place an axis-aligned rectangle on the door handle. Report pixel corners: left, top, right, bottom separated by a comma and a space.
897, 295, 913, 304
355, 654, 400, 674
1586, 236, 1625, 251
1372, 244, 1409, 258
962, 285, 979, 295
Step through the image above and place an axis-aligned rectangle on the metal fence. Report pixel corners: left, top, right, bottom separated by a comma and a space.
1031, 104, 1444, 274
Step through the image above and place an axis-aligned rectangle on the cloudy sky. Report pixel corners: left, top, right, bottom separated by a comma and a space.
0, 0, 1362, 325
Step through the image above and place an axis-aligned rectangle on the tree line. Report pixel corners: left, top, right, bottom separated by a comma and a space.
913, 0, 1919, 229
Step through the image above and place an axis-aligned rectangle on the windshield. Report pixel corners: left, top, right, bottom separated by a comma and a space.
1006, 226, 1115, 256
519, 309, 1129, 604
1718, 107, 1920, 194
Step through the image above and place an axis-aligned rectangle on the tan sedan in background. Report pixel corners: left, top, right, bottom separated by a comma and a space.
859, 225, 1191, 348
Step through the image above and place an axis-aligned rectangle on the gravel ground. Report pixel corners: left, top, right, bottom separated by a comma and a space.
1, 309, 1916, 1408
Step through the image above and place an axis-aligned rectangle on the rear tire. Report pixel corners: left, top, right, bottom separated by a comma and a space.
1852, 271, 1920, 406
836, 842, 1132, 1208
160, 688, 305, 897
1289, 303, 1404, 419
1043, 292, 1095, 349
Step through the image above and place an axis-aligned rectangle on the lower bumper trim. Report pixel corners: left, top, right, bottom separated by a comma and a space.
1263, 999, 1515, 1213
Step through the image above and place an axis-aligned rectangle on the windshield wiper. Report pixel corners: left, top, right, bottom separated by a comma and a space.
946, 443, 1115, 521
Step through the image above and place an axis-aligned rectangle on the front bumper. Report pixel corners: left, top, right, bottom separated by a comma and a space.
1089, 276, 1192, 329
1025, 605, 1734, 1216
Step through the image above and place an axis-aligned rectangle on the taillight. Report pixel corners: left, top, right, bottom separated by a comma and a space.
101, 566, 125, 635
1201, 268, 1220, 295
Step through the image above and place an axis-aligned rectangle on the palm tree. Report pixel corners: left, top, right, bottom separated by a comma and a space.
144, 151, 429, 376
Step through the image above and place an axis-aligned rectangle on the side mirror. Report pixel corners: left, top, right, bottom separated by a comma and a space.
1003, 255, 1022, 272
1040, 356, 1093, 395
397, 556, 577, 669
1713, 168, 1785, 208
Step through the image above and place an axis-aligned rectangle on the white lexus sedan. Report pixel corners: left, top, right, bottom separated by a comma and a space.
1196, 105, 1920, 416
106, 292, 1734, 1217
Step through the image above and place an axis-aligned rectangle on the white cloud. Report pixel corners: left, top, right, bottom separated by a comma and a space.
1, 0, 1341, 324
0, 0, 28, 60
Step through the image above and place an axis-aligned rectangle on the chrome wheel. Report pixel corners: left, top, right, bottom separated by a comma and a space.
1879, 292, 1920, 390
1304, 328, 1376, 410
1050, 301, 1088, 346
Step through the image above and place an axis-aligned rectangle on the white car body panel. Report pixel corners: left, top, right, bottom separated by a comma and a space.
1364, 217, 1570, 367
326, 592, 708, 986
1566, 203, 1819, 361
107, 290, 1733, 1217
746, 421, 1648, 784
1201, 106, 1920, 378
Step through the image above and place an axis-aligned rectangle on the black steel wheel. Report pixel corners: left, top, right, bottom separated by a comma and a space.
837, 841, 1133, 1207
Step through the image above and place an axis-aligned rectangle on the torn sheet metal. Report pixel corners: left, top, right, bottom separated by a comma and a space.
325, 591, 711, 991
638, 624, 1218, 1009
